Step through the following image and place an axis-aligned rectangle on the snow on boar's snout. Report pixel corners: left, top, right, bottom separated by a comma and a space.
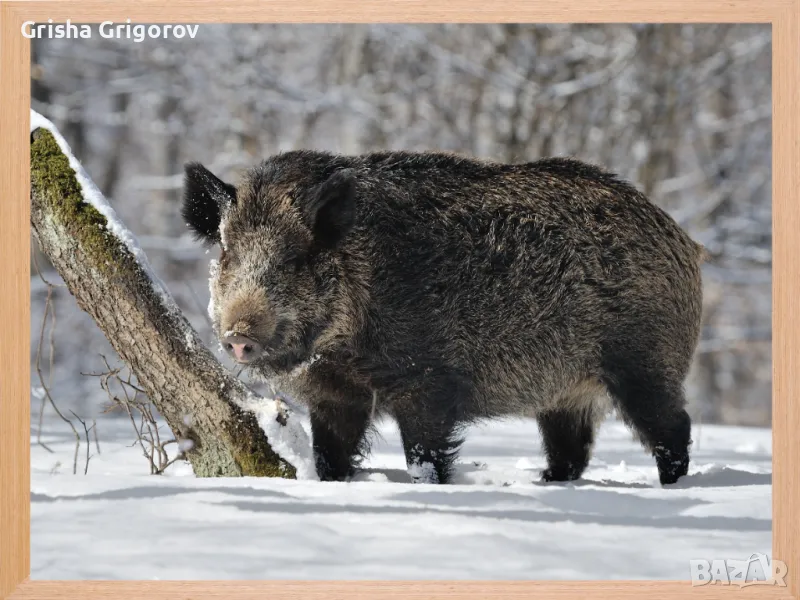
182, 151, 705, 488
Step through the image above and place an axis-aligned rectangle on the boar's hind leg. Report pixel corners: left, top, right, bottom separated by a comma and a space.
310, 394, 372, 482
601, 355, 692, 485
537, 408, 595, 482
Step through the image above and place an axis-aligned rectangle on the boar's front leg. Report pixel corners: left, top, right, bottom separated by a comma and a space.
392, 371, 470, 485
537, 408, 596, 482
308, 385, 373, 482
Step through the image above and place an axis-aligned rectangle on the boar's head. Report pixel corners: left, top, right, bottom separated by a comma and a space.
181, 157, 358, 376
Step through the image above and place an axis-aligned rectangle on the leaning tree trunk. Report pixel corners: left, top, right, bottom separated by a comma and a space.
30, 125, 298, 479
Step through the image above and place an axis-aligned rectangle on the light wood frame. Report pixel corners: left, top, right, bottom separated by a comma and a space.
1, 1, 797, 598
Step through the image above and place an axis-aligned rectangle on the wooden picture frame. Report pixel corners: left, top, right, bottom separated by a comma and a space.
1, 1, 796, 598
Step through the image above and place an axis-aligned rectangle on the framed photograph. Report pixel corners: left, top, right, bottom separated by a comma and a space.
1, 1, 797, 598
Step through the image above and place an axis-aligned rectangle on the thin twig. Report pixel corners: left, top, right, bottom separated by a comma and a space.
33, 254, 80, 469
32, 253, 59, 452
88, 356, 186, 475
92, 418, 101, 455
70, 410, 93, 475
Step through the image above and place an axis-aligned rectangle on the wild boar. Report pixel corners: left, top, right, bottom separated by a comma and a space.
182, 151, 704, 485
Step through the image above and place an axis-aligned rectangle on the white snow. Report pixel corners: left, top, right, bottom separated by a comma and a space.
408, 459, 437, 483
219, 215, 230, 251
207, 258, 219, 323
236, 393, 318, 481
31, 415, 772, 580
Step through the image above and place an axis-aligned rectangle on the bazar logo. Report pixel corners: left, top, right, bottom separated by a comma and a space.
690, 554, 787, 587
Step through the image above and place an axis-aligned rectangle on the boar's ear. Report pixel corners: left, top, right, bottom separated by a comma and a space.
304, 169, 357, 249
181, 162, 237, 245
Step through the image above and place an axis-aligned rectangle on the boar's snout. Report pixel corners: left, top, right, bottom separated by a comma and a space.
222, 333, 264, 364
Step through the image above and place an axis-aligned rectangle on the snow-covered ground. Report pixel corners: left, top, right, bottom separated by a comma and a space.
31, 413, 771, 580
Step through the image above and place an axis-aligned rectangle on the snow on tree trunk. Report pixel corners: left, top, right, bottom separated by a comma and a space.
29, 115, 312, 479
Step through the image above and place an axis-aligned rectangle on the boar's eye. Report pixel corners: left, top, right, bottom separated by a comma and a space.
280, 248, 308, 273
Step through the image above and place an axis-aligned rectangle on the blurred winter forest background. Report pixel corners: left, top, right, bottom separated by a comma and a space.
30, 23, 772, 435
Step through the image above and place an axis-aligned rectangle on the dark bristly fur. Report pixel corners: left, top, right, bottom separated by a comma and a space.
182, 151, 705, 486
